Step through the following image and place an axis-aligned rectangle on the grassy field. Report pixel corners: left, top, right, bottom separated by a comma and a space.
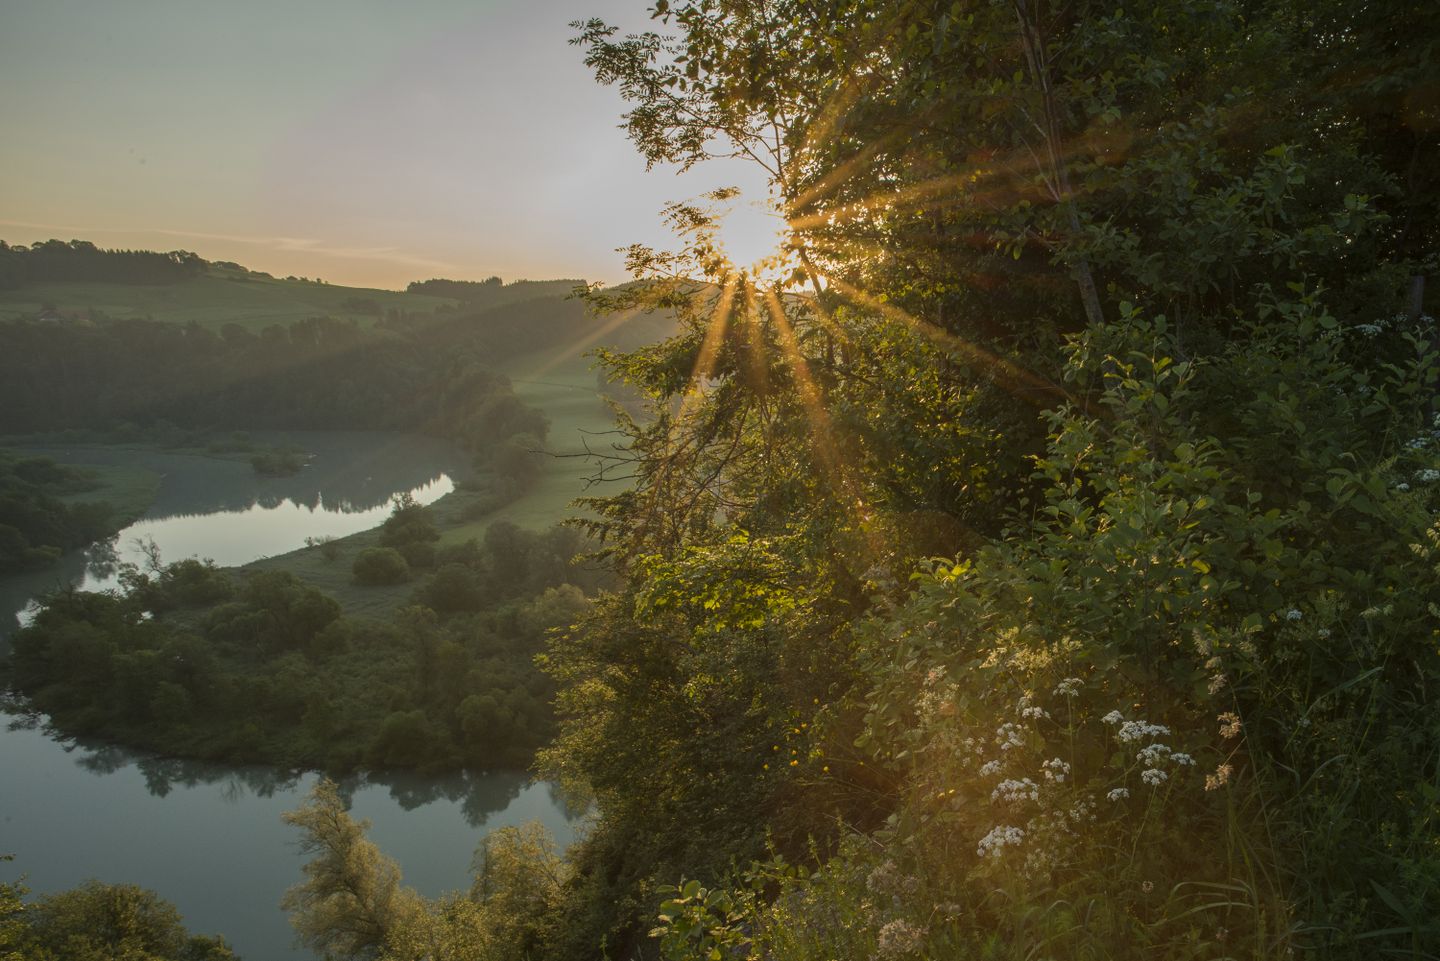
58, 462, 164, 523
441, 305, 675, 539
0, 268, 458, 331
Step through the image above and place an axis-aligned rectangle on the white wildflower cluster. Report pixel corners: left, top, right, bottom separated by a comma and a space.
1133, 743, 1196, 767
1016, 694, 1051, 721
875, 919, 927, 958
1355, 323, 1383, 337
1116, 719, 1171, 744
994, 722, 1026, 752
1041, 757, 1071, 783
866, 860, 918, 898
1102, 710, 1125, 726
1135, 743, 1171, 766
1142, 768, 1168, 786
978, 759, 1003, 777
1286, 608, 1303, 621
1107, 787, 1130, 802
1395, 482, 1411, 492
866, 860, 897, 894
1068, 797, 1096, 823
1023, 846, 1056, 878
1417, 468, 1440, 484
923, 665, 946, 687
976, 825, 1025, 859
1053, 677, 1083, 697
916, 686, 951, 720
991, 778, 1040, 805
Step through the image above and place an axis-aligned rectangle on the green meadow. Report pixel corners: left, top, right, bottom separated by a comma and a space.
51, 459, 163, 522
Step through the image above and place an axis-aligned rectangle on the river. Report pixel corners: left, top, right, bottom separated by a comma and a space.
0, 433, 582, 958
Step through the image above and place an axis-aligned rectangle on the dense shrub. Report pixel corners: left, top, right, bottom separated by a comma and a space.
353, 547, 412, 586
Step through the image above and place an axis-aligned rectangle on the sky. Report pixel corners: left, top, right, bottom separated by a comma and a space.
0, 0, 776, 289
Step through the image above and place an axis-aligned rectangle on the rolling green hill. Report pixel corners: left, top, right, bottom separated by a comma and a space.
0, 239, 595, 333
0, 264, 464, 331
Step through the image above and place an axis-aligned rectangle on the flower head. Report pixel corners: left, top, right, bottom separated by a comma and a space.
976, 825, 1025, 859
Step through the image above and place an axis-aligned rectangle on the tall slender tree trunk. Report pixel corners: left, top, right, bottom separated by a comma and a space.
1013, 0, 1105, 329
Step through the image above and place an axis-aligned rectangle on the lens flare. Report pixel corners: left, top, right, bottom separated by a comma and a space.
710, 192, 794, 283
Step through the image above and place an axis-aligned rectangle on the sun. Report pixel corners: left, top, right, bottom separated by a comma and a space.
709, 190, 795, 284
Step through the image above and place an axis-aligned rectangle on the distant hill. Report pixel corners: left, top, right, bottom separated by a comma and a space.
0, 240, 588, 335
0, 238, 684, 382
407, 277, 584, 311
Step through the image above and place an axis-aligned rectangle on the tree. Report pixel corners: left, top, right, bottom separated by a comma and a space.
281, 779, 420, 960
18, 879, 237, 961
539, 0, 1440, 956
352, 548, 412, 586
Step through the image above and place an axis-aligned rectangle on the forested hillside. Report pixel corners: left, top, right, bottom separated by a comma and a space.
274, 1, 1440, 959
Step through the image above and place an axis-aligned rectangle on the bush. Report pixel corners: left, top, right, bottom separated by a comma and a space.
396, 539, 435, 570
352, 547, 411, 586
415, 563, 486, 613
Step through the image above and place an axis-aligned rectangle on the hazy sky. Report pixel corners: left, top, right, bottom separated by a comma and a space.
0, 0, 773, 289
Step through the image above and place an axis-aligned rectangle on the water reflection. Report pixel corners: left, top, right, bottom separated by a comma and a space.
0, 720, 581, 961
1, 431, 465, 639
39, 727, 537, 829
86, 538, 122, 580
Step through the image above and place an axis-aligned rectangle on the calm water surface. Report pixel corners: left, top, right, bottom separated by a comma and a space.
0, 433, 582, 958
0, 724, 581, 960
3, 432, 461, 633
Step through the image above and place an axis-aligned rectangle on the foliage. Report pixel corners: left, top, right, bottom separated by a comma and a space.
283, 781, 572, 961
249, 445, 307, 476
4, 523, 600, 773
0, 311, 550, 459
353, 547, 413, 586
0, 239, 203, 289
515, 0, 1440, 958
659, 308, 1440, 959
0, 450, 128, 574
0, 870, 237, 961
282, 779, 421, 960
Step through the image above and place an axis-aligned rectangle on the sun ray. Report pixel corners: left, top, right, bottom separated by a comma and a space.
786, 130, 907, 218
677, 275, 740, 421
786, 171, 985, 233
741, 282, 773, 398
786, 126, 1113, 242
823, 276, 1072, 409
519, 301, 653, 383
761, 288, 856, 496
